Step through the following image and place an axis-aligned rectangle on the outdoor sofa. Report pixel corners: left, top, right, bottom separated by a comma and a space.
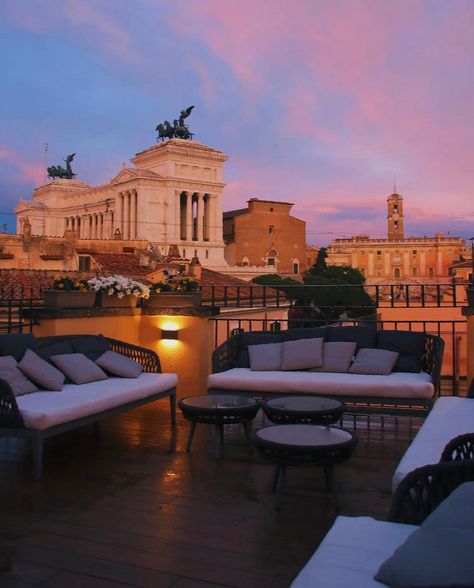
392, 393, 474, 492
0, 333, 177, 479
208, 326, 444, 416
291, 461, 474, 588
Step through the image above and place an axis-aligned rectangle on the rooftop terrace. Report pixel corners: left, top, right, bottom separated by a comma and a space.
0, 404, 422, 588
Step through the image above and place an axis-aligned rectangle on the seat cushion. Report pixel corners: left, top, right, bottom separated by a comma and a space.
15, 372, 178, 430
281, 338, 324, 370
349, 349, 399, 376
235, 332, 283, 368
208, 368, 434, 400
96, 350, 143, 378
50, 353, 108, 385
0, 355, 38, 396
326, 326, 376, 349
310, 341, 357, 373
18, 349, 65, 391
375, 483, 474, 587
377, 330, 425, 373
290, 516, 416, 588
248, 342, 283, 371
0, 333, 38, 361
392, 397, 474, 492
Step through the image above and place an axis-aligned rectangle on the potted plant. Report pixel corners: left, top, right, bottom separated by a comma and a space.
146, 278, 201, 308
87, 275, 150, 308
43, 275, 96, 308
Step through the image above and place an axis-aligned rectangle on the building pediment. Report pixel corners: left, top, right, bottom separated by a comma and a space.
14, 199, 43, 213
110, 167, 164, 185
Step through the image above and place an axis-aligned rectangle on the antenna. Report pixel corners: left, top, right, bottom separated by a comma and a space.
393, 174, 397, 194
44, 143, 49, 184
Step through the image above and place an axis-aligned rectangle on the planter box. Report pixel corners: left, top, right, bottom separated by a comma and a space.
96, 293, 138, 308
43, 290, 96, 309
146, 292, 202, 308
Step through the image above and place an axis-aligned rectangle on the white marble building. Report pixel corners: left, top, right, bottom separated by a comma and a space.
15, 139, 228, 267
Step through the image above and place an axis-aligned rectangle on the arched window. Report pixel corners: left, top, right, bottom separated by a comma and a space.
267, 248, 278, 267
242, 257, 249, 267
394, 268, 401, 278
293, 259, 299, 274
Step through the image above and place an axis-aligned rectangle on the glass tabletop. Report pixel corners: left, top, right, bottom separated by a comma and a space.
181, 394, 257, 410
256, 424, 353, 446
265, 396, 342, 412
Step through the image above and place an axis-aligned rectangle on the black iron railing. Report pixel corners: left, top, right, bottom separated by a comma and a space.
200, 282, 468, 309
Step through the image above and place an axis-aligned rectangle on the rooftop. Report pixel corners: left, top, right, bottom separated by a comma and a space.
0, 408, 419, 587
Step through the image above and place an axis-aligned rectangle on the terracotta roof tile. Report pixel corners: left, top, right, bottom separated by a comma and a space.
91, 253, 149, 277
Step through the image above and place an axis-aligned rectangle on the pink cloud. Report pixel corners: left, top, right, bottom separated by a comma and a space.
0, 146, 45, 185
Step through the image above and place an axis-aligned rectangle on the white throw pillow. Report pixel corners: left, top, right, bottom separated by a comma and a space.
349, 348, 399, 376
248, 342, 283, 371
309, 341, 357, 373
281, 337, 324, 370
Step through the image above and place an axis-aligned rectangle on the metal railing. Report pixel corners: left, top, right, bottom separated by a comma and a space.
0, 298, 36, 333
210, 317, 466, 397
200, 282, 468, 309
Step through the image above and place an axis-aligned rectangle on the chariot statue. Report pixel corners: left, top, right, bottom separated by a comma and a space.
47, 153, 76, 179
156, 106, 195, 142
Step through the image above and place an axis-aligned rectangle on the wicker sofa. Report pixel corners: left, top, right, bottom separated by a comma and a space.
291, 461, 474, 587
0, 333, 177, 479
208, 326, 444, 417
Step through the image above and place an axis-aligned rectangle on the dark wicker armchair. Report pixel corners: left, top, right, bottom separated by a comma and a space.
440, 432, 474, 462
388, 460, 474, 525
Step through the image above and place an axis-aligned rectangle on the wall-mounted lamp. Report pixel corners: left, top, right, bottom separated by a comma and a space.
161, 329, 178, 340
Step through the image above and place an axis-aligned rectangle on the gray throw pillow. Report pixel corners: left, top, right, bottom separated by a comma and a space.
95, 350, 143, 378
248, 342, 283, 371
50, 353, 108, 385
309, 341, 357, 373
375, 482, 474, 587
349, 348, 399, 375
18, 349, 65, 391
0, 355, 38, 396
281, 338, 324, 370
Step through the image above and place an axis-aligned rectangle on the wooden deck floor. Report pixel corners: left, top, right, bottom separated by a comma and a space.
0, 404, 423, 588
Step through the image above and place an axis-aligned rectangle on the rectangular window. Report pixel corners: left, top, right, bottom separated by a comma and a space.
376, 250, 382, 256
412, 250, 417, 255
78, 256, 91, 272
268, 258, 275, 266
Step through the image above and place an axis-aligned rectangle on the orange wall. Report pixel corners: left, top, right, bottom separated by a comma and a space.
32, 314, 215, 398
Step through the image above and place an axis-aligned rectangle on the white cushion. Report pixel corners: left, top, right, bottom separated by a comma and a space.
15, 372, 178, 431
392, 396, 474, 492
291, 516, 416, 588
248, 342, 283, 371
208, 368, 434, 400
281, 338, 324, 370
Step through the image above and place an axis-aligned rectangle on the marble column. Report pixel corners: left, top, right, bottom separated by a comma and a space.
130, 190, 137, 239
196, 193, 203, 242
203, 194, 209, 241
186, 192, 193, 241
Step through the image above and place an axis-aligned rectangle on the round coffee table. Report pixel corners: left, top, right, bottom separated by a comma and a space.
262, 395, 344, 425
178, 394, 260, 459
253, 424, 358, 508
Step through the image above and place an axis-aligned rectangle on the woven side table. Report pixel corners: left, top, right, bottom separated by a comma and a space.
262, 395, 344, 425
178, 394, 260, 459
254, 424, 358, 508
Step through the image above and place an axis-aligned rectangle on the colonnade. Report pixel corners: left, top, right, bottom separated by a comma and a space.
178, 191, 217, 242
64, 211, 114, 240
115, 190, 138, 240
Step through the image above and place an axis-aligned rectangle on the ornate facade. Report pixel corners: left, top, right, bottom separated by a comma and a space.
327, 191, 466, 282
15, 139, 228, 267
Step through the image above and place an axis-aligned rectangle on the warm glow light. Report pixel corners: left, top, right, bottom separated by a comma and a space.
161, 320, 180, 331
161, 339, 179, 349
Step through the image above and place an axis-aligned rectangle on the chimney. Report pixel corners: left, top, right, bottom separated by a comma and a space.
189, 256, 202, 280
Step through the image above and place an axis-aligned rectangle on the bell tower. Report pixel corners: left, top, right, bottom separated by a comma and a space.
387, 190, 404, 240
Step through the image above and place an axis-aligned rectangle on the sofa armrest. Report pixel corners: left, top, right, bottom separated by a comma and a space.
0, 377, 24, 428
389, 460, 474, 525
422, 334, 444, 393
105, 338, 161, 373
212, 334, 241, 373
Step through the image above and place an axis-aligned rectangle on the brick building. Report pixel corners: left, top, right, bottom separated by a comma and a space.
223, 198, 315, 275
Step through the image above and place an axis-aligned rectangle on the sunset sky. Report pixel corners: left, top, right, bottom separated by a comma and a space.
1, 0, 473, 245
